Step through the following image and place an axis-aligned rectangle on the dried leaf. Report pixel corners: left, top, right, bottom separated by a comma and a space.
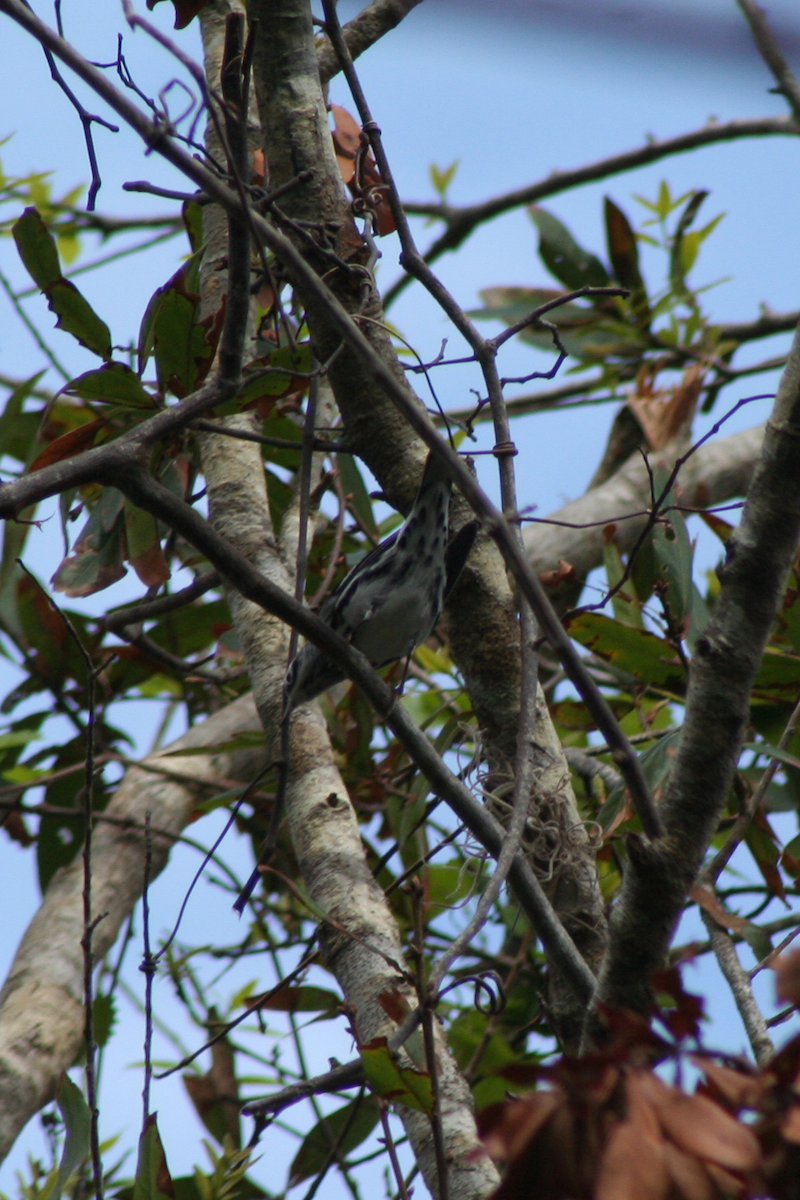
627, 363, 704, 450
774, 948, 800, 1006
692, 1057, 765, 1112
596, 1118, 669, 1200
29, 419, 105, 473
780, 1104, 800, 1144
479, 1090, 562, 1162
540, 559, 577, 588
662, 1141, 718, 1200
689, 886, 749, 936
331, 104, 361, 184
637, 1072, 760, 1171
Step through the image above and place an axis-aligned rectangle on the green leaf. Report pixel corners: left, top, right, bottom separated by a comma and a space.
13, 208, 111, 358
604, 196, 649, 323
93, 993, 117, 1050
337, 453, 378, 539
360, 1038, 434, 1114
753, 647, 800, 702
123, 499, 170, 588
182, 200, 204, 252
427, 860, 479, 921
669, 190, 708, 293
740, 922, 774, 963
51, 488, 128, 598
139, 256, 221, 398
0, 728, 41, 750
66, 363, 157, 409
602, 529, 643, 628
429, 159, 459, 198
471, 286, 643, 360
52, 1075, 91, 1200
0, 371, 48, 463
46, 281, 113, 359
134, 1116, 174, 1200
651, 505, 695, 635
742, 741, 800, 771
288, 1095, 380, 1187
13, 205, 61, 288
234, 344, 314, 407
598, 729, 682, 832
565, 611, 686, 696
256, 984, 340, 1016
529, 205, 610, 290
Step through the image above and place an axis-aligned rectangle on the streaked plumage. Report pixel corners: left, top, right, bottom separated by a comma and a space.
285, 452, 476, 710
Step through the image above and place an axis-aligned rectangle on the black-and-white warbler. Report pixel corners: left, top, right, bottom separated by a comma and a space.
285, 451, 477, 711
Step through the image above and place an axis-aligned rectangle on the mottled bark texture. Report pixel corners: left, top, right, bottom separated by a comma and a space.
248, 0, 607, 1048
523, 423, 764, 584
198, 415, 499, 1200
0, 695, 268, 1165
589, 325, 800, 1034
249, 0, 424, 506
198, 7, 498, 1192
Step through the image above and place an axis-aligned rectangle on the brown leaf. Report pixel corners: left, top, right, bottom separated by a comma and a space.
636, 1072, 760, 1171
2, 811, 33, 847
145, 0, 210, 30
689, 885, 749, 937
595, 1118, 670, 1200
540, 559, 577, 588
774, 948, 800, 1006
780, 1104, 800, 1144
479, 1090, 562, 1163
182, 1009, 240, 1148
29, 418, 105, 473
129, 541, 170, 588
662, 1141, 718, 1200
331, 104, 360, 184
627, 363, 704, 450
251, 148, 265, 186
377, 988, 414, 1024
691, 1057, 766, 1112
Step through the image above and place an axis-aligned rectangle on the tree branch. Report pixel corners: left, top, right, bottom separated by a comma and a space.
317, 0, 424, 85
588, 319, 800, 1037
0, 695, 268, 1164
736, 0, 800, 124
385, 116, 800, 302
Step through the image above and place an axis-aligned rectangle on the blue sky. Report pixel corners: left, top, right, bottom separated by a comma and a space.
0, 0, 799, 1194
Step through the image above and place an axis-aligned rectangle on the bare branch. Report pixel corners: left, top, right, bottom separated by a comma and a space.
0, 0, 659, 847
317, 0, 424, 85
385, 115, 800, 302
736, 0, 800, 124
0, 695, 269, 1163
700, 912, 774, 1065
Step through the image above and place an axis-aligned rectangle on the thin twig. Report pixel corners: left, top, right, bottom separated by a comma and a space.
700, 910, 773, 1065
102, 572, 220, 630
707, 691, 800, 883
192, 418, 348, 454
410, 880, 450, 1200
140, 813, 155, 1130
378, 1104, 412, 1200
385, 115, 800, 306
736, 0, 800, 124
17, 565, 105, 1198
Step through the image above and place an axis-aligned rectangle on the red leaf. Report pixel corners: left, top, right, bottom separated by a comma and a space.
29, 419, 105, 472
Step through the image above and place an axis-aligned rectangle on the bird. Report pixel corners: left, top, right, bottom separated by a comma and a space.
284, 450, 478, 711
